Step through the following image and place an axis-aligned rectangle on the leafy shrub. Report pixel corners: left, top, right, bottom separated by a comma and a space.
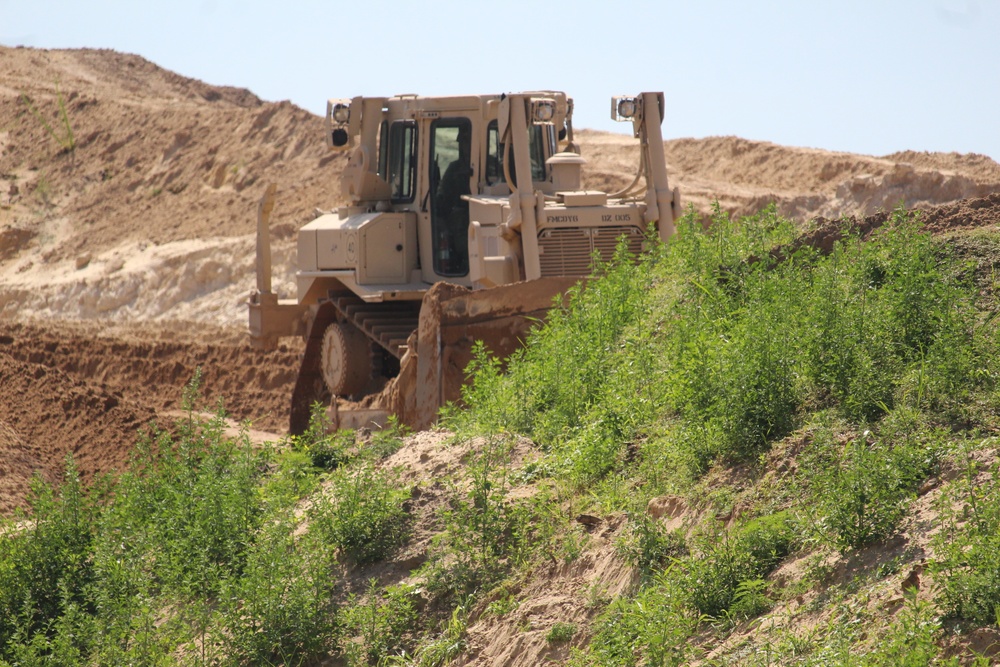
546, 622, 577, 643
311, 463, 409, 565
577, 580, 699, 667
292, 402, 352, 471
616, 513, 687, 575
725, 578, 772, 621
805, 416, 939, 552
679, 512, 795, 618
425, 436, 523, 597
932, 444, 1000, 625
0, 458, 99, 654
362, 415, 411, 460
219, 514, 337, 666
382, 605, 467, 667
99, 421, 266, 599
576, 512, 794, 666
338, 580, 418, 666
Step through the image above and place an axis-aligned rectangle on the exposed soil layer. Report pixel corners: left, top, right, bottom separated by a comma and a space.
0, 352, 155, 515
0, 320, 300, 431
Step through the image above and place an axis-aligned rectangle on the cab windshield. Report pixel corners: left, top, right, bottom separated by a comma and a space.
485, 121, 554, 186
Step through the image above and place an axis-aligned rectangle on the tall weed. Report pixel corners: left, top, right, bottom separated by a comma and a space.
0, 458, 99, 652
310, 463, 409, 566
219, 514, 336, 666
802, 410, 941, 551
932, 440, 1000, 625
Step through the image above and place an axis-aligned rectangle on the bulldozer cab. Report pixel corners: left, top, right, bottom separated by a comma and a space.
329, 93, 567, 286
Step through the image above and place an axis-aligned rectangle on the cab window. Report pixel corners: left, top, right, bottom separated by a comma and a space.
485, 120, 550, 186
377, 120, 388, 180
388, 121, 416, 202
430, 118, 472, 276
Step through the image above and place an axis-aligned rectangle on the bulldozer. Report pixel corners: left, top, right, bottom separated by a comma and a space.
248, 91, 680, 434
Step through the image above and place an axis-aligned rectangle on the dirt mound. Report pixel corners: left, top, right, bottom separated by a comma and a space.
0, 320, 300, 433
921, 191, 1000, 233
659, 134, 1000, 221
0, 352, 155, 515
0, 318, 300, 514
0, 45, 337, 263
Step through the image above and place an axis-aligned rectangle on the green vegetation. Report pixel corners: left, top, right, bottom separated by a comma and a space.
546, 621, 578, 643
311, 463, 410, 566
0, 376, 413, 666
4, 203, 1000, 664
20, 85, 76, 154
452, 204, 1000, 664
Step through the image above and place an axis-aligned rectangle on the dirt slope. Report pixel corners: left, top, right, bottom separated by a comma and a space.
1, 45, 1000, 514
0, 351, 155, 515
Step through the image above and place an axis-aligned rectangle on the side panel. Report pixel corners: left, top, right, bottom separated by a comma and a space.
306, 212, 373, 270
359, 212, 419, 284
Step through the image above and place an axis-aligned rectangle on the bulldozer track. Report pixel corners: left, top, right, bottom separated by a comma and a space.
327, 291, 421, 359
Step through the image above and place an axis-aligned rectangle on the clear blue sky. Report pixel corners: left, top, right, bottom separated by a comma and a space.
3, 0, 998, 161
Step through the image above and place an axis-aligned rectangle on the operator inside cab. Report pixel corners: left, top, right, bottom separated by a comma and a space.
430, 120, 472, 277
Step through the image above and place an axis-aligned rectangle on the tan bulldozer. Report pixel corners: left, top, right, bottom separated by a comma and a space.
248, 91, 680, 434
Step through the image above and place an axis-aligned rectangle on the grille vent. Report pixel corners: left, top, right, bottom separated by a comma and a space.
537, 226, 644, 277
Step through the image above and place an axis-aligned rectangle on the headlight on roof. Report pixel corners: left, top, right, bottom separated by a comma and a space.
331, 102, 351, 124
530, 98, 556, 124
611, 96, 640, 121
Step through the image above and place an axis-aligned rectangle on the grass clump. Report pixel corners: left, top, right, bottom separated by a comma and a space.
219, 514, 336, 665
931, 439, 1000, 625
311, 462, 410, 566
546, 621, 578, 643
616, 512, 687, 576
337, 580, 419, 666
801, 409, 943, 552
422, 436, 525, 598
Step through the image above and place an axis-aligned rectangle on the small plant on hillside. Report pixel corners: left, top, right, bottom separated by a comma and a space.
724, 578, 772, 622
0, 458, 100, 657
424, 435, 526, 598
546, 622, 577, 643
383, 605, 468, 667
363, 414, 410, 460
310, 463, 409, 565
289, 401, 353, 471
932, 440, 1000, 625
219, 513, 337, 665
338, 580, 418, 666
803, 415, 939, 552
577, 580, 700, 667
616, 513, 687, 576
32, 172, 54, 207
679, 512, 796, 619
20, 85, 76, 155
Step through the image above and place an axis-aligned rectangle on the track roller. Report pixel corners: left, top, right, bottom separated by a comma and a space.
320, 322, 373, 396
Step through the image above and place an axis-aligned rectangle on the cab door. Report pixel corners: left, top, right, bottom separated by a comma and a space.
427, 118, 473, 278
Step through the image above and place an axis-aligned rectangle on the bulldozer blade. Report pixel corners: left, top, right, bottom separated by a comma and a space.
345, 276, 578, 431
